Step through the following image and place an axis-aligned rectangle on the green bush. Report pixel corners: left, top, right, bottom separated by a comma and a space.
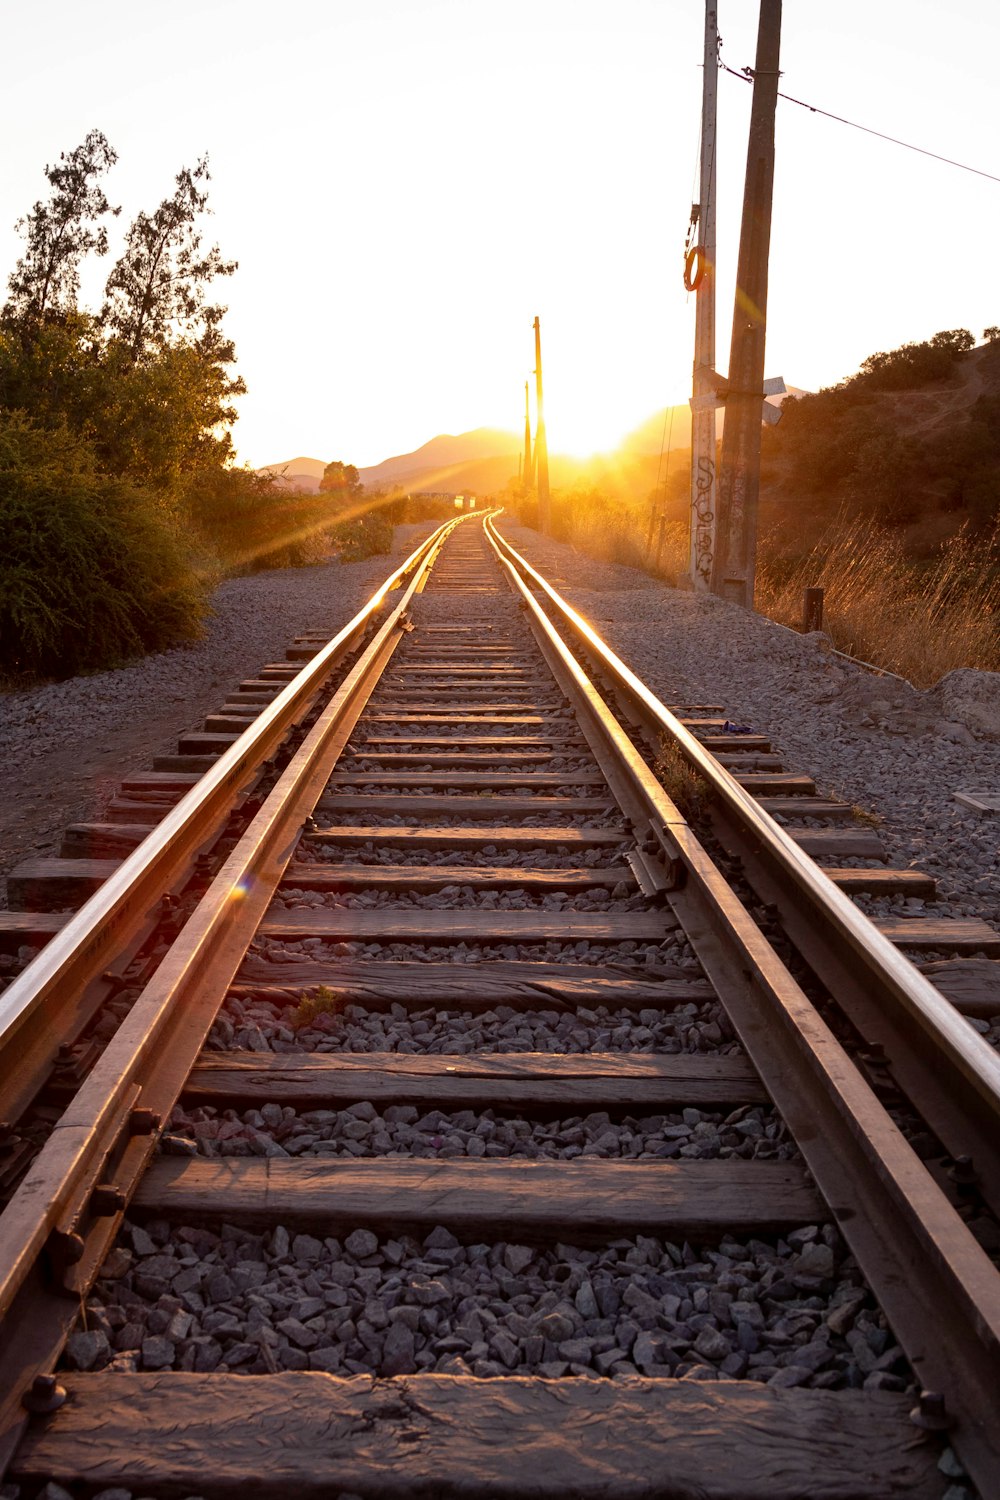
0, 414, 204, 677
332, 492, 401, 564
184, 465, 336, 572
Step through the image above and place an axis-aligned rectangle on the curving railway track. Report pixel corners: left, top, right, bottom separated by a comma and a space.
1, 512, 999, 1498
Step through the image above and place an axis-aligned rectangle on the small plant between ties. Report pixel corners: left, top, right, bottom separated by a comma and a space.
652, 738, 712, 824
290, 984, 342, 1030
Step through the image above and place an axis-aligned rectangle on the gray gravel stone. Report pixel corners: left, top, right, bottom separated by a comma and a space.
64, 1328, 111, 1370
82, 1218, 900, 1392
344, 1229, 379, 1258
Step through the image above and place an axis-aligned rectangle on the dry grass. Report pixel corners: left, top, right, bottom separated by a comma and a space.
540, 488, 691, 583
756, 516, 1000, 687
525, 484, 999, 689
646, 519, 689, 586
652, 738, 712, 823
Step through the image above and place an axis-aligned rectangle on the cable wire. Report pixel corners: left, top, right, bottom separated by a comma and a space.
720, 60, 1000, 186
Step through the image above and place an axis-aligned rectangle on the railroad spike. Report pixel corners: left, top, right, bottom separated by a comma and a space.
948, 1155, 979, 1188
46, 1228, 85, 1272
21, 1374, 67, 1414
909, 1390, 952, 1432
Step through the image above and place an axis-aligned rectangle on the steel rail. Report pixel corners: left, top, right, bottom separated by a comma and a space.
486, 518, 1000, 1490
0, 518, 460, 1125
0, 518, 465, 1471
485, 518, 1000, 1209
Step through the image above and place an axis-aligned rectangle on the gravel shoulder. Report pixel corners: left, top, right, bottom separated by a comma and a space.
498, 521, 1000, 922
0, 524, 440, 905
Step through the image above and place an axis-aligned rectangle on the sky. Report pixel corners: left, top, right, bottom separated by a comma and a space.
2, 0, 999, 469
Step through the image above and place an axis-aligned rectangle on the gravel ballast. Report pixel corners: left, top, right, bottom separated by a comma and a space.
71, 1218, 904, 1393
208, 999, 735, 1056
167, 1101, 794, 1163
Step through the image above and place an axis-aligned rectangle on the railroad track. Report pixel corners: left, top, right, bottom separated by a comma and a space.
1, 511, 999, 1498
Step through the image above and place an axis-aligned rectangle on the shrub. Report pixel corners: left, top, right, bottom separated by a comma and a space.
857, 330, 973, 391
0, 414, 204, 677
184, 465, 336, 572
330, 508, 394, 561
328, 489, 403, 562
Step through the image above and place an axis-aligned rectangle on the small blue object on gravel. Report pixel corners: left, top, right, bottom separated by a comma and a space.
722, 720, 754, 735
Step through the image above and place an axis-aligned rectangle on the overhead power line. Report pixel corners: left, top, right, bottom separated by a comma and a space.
720, 58, 1000, 186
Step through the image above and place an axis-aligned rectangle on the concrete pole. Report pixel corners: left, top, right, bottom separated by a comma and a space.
711, 0, 781, 607
689, 0, 719, 591
533, 316, 551, 532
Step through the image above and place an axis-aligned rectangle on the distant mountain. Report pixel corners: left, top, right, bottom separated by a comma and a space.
618, 387, 808, 458
619, 404, 694, 457
256, 392, 810, 504
258, 431, 522, 499
257, 456, 326, 494
357, 428, 520, 491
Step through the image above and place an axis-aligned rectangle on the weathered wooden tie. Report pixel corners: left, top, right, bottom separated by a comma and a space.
133, 1156, 827, 1238
232, 956, 714, 1008
259, 908, 677, 943
11, 1372, 941, 1500
185, 1051, 768, 1110
306, 824, 626, 849
280, 862, 637, 892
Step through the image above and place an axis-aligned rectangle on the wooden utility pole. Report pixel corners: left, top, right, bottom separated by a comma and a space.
711, 0, 782, 606
688, 0, 719, 591
533, 316, 551, 532
522, 379, 534, 489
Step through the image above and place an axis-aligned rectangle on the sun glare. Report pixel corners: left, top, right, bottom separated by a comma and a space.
546, 396, 643, 459
543, 344, 692, 460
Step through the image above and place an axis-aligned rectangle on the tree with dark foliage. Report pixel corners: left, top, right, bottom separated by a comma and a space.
5, 130, 118, 325
102, 156, 236, 362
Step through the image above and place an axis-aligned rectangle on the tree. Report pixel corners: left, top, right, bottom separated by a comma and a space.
102, 156, 236, 362
983, 327, 1000, 344
929, 328, 974, 354
320, 460, 362, 499
4, 130, 118, 325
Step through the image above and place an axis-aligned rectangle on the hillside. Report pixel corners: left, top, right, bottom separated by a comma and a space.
257, 456, 326, 493
759, 335, 1000, 558
259, 430, 523, 498
358, 427, 520, 489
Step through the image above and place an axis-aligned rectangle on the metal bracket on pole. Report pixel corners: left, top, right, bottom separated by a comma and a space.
690, 371, 785, 424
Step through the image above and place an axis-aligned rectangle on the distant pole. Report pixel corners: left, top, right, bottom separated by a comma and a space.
533, 316, 551, 531
523, 379, 534, 489
711, 0, 782, 607
688, 0, 719, 591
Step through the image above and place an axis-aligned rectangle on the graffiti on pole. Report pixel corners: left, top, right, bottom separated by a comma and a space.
692, 448, 716, 585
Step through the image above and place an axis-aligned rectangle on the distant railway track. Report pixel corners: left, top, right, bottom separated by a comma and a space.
1, 512, 999, 1497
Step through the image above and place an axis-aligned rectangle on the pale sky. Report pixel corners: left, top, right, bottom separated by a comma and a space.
2, 1, 999, 468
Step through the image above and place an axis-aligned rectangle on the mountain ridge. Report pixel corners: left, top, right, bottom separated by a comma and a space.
256, 391, 807, 498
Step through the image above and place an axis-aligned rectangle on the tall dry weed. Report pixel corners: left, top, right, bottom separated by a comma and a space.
756, 515, 1000, 686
